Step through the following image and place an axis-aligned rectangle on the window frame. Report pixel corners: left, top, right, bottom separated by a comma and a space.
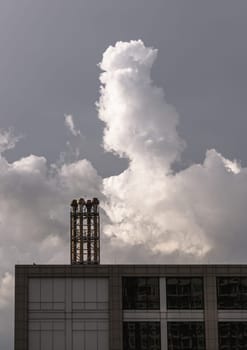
122, 276, 160, 310
123, 321, 161, 350
166, 276, 204, 310
217, 277, 247, 310
218, 321, 247, 350
167, 321, 206, 350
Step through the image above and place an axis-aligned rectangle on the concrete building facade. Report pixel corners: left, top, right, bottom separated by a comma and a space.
15, 264, 247, 350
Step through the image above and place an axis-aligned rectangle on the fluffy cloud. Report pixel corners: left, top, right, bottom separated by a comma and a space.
98, 40, 185, 167
0, 140, 102, 310
1, 40, 247, 349
0, 273, 14, 310
98, 40, 247, 263
64, 114, 81, 137
0, 128, 21, 153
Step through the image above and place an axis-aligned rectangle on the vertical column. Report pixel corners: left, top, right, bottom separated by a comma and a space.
160, 277, 167, 350
15, 267, 29, 350
204, 273, 218, 350
109, 270, 122, 350
65, 277, 72, 350
70, 200, 78, 264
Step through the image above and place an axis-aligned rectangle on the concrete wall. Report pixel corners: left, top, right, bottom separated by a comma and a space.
15, 264, 247, 350
28, 278, 109, 350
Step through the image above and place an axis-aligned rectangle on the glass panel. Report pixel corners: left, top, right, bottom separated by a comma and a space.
217, 277, 247, 309
122, 277, 160, 309
167, 322, 205, 350
123, 322, 161, 350
219, 322, 247, 350
241, 278, 247, 308
166, 277, 204, 309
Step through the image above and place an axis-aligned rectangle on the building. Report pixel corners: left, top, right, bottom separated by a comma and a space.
15, 199, 247, 349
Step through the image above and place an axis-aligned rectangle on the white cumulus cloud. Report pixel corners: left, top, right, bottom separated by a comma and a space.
98, 40, 247, 263
64, 114, 81, 136
1, 40, 247, 349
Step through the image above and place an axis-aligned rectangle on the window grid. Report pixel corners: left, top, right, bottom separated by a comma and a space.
217, 277, 247, 309
123, 322, 161, 350
218, 322, 247, 350
122, 277, 160, 310
166, 277, 204, 310
167, 322, 206, 350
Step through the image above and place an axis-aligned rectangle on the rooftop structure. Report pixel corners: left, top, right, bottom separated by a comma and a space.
70, 197, 100, 265
15, 264, 247, 350
14, 199, 247, 350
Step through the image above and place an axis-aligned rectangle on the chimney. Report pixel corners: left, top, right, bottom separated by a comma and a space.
70, 198, 100, 264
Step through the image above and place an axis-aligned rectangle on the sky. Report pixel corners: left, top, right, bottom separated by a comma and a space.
1, 1, 247, 349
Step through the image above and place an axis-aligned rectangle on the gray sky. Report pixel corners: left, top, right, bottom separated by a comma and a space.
1, 0, 247, 172
1, 1, 247, 349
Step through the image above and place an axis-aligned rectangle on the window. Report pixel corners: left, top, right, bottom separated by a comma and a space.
217, 277, 247, 309
167, 322, 205, 350
218, 322, 247, 350
123, 322, 160, 350
166, 277, 204, 309
122, 277, 160, 309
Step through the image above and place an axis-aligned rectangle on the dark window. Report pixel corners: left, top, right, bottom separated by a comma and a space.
122, 277, 160, 309
167, 322, 205, 350
219, 322, 247, 350
123, 322, 161, 350
217, 277, 247, 309
166, 277, 204, 309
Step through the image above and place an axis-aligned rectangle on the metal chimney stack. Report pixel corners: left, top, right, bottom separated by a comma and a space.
70, 197, 100, 265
